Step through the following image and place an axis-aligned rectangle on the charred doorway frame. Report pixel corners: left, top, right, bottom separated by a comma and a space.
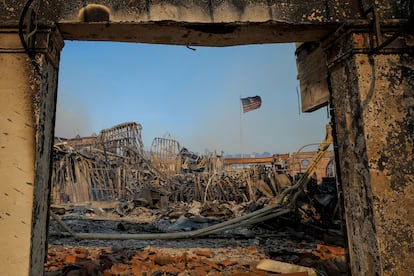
1, 1, 413, 275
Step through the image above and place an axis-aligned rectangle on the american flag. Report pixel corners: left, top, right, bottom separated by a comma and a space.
241, 96, 262, 113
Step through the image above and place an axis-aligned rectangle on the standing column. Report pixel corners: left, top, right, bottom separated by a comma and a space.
0, 27, 63, 275
327, 32, 414, 275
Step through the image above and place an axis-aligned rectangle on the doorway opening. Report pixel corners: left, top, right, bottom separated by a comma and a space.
48, 41, 343, 275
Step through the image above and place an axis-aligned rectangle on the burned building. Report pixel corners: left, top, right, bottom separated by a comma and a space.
51, 122, 336, 206
1, 1, 413, 275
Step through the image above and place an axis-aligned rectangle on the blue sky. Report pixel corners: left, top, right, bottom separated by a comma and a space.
55, 41, 329, 155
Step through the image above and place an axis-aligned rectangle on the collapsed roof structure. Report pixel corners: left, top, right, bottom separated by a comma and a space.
52, 122, 335, 205
48, 123, 345, 275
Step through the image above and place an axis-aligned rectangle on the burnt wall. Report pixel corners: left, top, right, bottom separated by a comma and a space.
329, 33, 414, 275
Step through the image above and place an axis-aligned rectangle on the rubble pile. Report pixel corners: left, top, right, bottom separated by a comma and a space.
169, 167, 280, 204
48, 123, 347, 275
52, 145, 283, 207
52, 143, 170, 204
52, 122, 172, 204
45, 241, 347, 275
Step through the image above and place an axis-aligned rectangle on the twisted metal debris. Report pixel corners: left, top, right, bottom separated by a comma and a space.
51, 124, 333, 240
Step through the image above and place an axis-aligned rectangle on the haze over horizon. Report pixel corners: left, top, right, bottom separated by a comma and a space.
55, 41, 329, 155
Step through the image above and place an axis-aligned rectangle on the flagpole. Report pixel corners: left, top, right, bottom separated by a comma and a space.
240, 96, 243, 159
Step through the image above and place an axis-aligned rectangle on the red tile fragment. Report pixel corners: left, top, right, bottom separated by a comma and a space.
134, 251, 150, 260
131, 256, 144, 267
194, 249, 214, 258
111, 263, 131, 274
131, 264, 150, 276
247, 247, 259, 254
174, 261, 186, 271
65, 255, 80, 263
219, 259, 237, 267
316, 244, 346, 255
153, 253, 176, 265
190, 267, 209, 276
160, 264, 182, 274
201, 258, 222, 271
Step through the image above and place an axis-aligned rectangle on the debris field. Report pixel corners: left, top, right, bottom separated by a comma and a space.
47, 122, 347, 275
